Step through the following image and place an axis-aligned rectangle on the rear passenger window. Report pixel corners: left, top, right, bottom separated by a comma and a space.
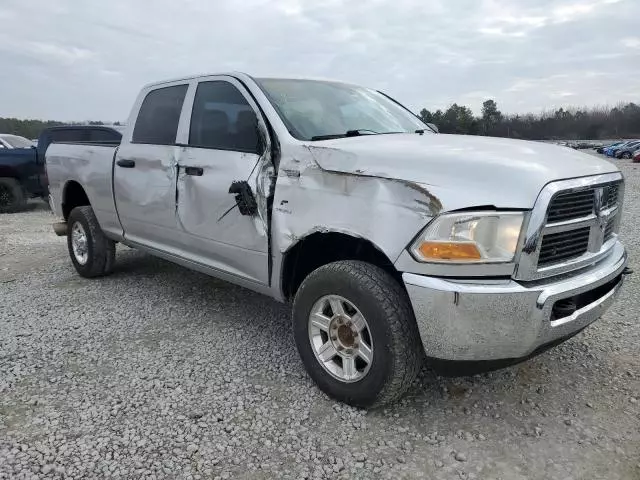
189, 81, 261, 153
132, 85, 188, 145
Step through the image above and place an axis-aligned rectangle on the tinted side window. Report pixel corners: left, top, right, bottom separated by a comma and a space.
189, 81, 261, 153
50, 129, 90, 143
90, 129, 121, 142
133, 85, 188, 145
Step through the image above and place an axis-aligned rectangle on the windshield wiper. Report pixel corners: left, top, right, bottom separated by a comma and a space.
310, 133, 347, 141
310, 129, 380, 141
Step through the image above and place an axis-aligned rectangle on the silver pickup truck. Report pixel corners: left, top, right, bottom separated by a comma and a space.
47, 73, 629, 407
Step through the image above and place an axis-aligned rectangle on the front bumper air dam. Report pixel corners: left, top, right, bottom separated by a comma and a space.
403, 242, 628, 361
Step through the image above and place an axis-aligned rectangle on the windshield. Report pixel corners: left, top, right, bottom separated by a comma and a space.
256, 78, 429, 141
1, 135, 33, 148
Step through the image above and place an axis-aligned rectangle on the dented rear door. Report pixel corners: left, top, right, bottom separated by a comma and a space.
114, 82, 191, 251
174, 76, 270, 284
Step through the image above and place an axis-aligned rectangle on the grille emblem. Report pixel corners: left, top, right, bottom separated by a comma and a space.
597, 213, 607, 232
594, 187, 604, 212
593, 186, 610, 249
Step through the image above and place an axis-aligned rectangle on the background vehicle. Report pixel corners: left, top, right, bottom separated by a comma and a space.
0, 134, 34, 149
603, 142, 625, 156
596, 142, 623, 154
605, 140, 635, 157
46, 73, 628, 407
0, 125, 122, 212
633, 150, 640, 163
615, 140, 640, 159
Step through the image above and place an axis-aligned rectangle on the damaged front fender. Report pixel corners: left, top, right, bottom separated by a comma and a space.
271, 145, 443, 265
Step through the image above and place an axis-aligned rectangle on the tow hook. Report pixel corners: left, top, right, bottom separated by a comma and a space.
52, 222, 67, 236
622, 267, 633, 276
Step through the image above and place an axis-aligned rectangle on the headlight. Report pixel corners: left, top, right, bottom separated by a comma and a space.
411, 212, 524, 263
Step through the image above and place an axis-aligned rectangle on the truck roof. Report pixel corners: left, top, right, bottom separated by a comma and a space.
141, 72, 356, 90
142, 72, 250, 89
44, 125, 124, 132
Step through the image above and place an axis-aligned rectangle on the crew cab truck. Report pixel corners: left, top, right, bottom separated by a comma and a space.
46, 73, 629, 407
0, 125, 122, 212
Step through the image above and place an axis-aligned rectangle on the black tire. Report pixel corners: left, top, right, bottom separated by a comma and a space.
67, 206, 116, 278
622, 152, 632, 159
293, 261, 423, 408
0, 178, 27, 213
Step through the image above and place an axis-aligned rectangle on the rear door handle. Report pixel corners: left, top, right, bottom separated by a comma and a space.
116, 159, 135, 168
183, 166, 203, 176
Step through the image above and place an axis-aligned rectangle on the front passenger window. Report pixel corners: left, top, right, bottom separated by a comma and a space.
189, 81, 262, 154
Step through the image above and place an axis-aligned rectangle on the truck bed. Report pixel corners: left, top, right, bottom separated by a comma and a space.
46, 142, 122, 237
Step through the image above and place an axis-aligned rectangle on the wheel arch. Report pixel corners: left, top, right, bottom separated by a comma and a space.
280, 230, 403, 301
62, 180, 90, 220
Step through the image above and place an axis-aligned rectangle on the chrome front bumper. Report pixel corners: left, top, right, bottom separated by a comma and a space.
403, 242, 628, 361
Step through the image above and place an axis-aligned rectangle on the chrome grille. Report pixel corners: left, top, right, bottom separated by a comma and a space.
604, 217, 615, 242
514, 173, 624, 281
546, 189, 594, 223
538, 227, 590, 267
538, 181, 621, 269
605, 183, 619, 209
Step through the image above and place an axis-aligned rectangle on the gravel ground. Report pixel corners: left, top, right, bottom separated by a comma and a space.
1, 159, 639, 480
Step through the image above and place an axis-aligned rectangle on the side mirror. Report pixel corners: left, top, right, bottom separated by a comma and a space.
427, 123, 439, 133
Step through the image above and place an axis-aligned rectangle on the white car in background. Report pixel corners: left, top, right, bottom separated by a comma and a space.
0, 134, 34, 149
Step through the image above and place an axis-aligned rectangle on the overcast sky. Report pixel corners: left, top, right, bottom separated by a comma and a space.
0, 0, 638, 121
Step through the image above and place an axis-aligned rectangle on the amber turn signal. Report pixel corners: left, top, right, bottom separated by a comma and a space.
417, 241, 482, 261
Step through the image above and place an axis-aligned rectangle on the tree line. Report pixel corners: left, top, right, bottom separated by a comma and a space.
2, 100, 640, 140
0, 118, 122, 139
420, 100, 640, 140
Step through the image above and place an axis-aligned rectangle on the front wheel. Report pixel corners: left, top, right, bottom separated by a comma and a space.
293, 261, 423, 407
67, 206, 116, 278
622, 152, 632, 159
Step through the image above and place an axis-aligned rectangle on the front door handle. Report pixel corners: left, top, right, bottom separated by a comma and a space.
116, 159, 135, 168
183, 166, 203, 176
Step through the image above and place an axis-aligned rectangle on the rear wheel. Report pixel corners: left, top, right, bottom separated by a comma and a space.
622, 152, 632, 159
67, 206, 116, 278
293, 261, 423, 407
0, 178, 26, 213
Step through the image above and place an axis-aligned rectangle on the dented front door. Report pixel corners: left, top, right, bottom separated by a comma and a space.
174, 77, 270, 284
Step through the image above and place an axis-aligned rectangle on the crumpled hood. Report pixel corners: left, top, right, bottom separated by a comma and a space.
306, 134, 619, 210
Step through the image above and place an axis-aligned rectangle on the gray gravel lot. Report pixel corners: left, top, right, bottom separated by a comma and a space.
1, 158, 639, 480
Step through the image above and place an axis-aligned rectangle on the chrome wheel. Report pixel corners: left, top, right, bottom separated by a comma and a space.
308, 295, 373, 383
71, 221, 89, 265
